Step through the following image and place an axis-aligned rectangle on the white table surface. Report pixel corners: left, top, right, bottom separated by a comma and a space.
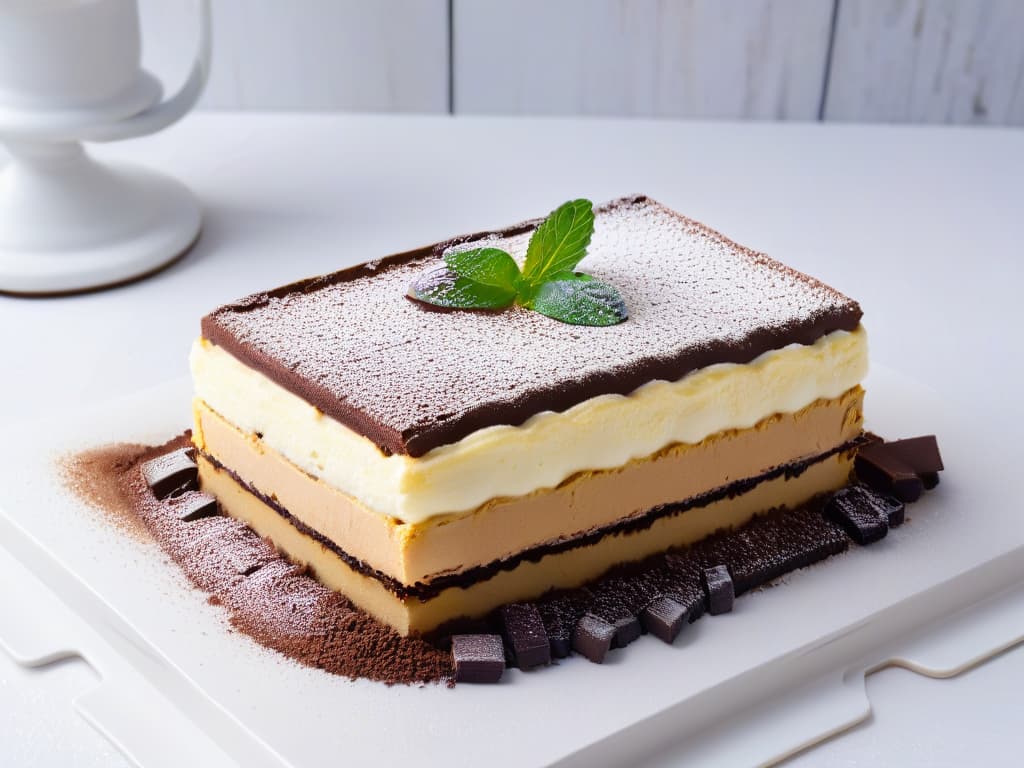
0, 113, 1021, 767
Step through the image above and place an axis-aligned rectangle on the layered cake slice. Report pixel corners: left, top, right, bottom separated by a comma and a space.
190, 196, 867, 636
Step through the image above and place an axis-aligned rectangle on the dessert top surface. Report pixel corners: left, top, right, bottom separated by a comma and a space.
201, 196, 862, 457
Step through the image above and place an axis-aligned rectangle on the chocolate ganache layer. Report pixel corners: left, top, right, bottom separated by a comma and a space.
201, 196, 862, 457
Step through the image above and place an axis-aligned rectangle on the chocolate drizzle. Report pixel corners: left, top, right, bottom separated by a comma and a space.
201, 196, 863, 457
198, 437, 863, 601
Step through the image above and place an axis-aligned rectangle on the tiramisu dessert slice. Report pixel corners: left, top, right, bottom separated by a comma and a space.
190, 195, 867, 636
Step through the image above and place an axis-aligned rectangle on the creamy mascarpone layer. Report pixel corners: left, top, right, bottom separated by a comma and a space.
191, 326, 867, 524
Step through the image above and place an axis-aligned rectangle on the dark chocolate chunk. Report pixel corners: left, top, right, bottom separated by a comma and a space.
549, 636, 571, 660
702, 565, 735, 615
864, 486, 906, 527
168, 477, 200, 498
883, 435, 944, 474
825, 486, 889, 545
537, 590, 591, 659
585, 579, 644, 649
677, 585, 706, 623
171, 490, 219, 522
837, 483, 904, 527
640, 595, 689, 644
856, 435, 943, 502
657, 555, 708, 617
141, 449, 198, 499
452, 634, 505, 684
890, 473, 924, 503
499, 604, 550, 669
611, 615, 642, 648
572, 614, 616, 664
546, 634, 571, 659
855, 454, 922, 502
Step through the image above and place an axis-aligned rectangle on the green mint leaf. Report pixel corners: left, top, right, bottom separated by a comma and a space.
408, 265, 516, 310
518, 270, 592, 307
530, 279, 628, 326
544, 270, 594, 283
444, 247, 521, 290
522, 199, 595, 286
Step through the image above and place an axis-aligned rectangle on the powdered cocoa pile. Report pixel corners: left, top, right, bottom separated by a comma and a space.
64, 435, 452, 686
62, 442, 152, 541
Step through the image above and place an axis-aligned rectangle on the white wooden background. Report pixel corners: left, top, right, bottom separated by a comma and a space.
140, 0, 1024, 125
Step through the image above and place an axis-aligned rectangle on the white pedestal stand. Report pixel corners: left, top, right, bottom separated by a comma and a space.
0, 141, 201, 294
0, 1, 211, 295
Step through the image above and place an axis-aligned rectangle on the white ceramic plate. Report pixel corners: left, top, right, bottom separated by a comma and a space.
0, 365, 1021, 767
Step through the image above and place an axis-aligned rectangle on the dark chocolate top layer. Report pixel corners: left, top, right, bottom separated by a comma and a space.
202, 196, 862, 457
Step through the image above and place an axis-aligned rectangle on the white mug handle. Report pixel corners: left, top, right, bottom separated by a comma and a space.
79, 0, 212, 143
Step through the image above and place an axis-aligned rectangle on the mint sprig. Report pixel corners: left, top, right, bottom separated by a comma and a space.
407, 199, 628, 327
522, 199, 594, 286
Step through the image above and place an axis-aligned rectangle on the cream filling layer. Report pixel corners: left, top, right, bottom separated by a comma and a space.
190, 326, 868, 524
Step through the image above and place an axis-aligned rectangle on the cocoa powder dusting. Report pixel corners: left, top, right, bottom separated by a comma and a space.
61, 442, 153, 541
65, 435, 452, 686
